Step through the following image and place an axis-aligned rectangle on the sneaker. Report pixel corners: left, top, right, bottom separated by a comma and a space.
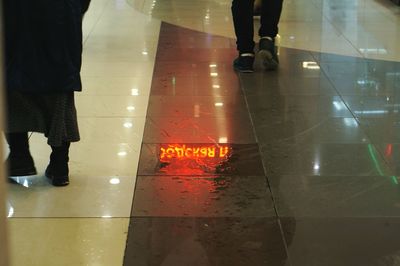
233, 53, 255, 73
259, 38, 279, 71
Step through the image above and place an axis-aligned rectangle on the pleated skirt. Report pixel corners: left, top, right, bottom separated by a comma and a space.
5, 91, 80, 147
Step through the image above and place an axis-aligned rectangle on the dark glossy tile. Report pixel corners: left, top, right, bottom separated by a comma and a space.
156, 47, 237, 63
260, 143, 391, 176
270, 175, 400, 217
124, 217, 290, 266
277, 47, 315, 62
342, 96, 400, 119
150, 76, 243, 96
153, 61, 237, 79
281, 217, 400, 266
158, 23, 236, 49
320, 60, 400, 78
138, 144, 264, 176
311, 51, 366, 63
327, 75, 399, 96
375, 144, 400, 175
358, 117, 400, 143
132, 175, 275, 217
257, 61, 322, 78
142, 115, 256, 144
254, 117, 369, 144
159, 31, 236, 49
240, 74, 337, 96
246, 95, 353, 118
147, 95, 248, 118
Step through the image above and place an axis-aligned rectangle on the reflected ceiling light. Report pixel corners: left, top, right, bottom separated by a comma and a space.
142, 51, 148, 55
302, 61, 320, 70
313, 164, 320, 170
219, 137, 228, 143
110, 177, 121, 185
212, 85, 220, 89
359, 48, 387, 54
7, 206, 14, 218
215, 102, 224, 107
332, 101, 345, 111
289, 36, 295, 40
118, 151, 127, 157
23, 179, 29, 188
131, 88, 139, 96
354, 110, 388, 115
209, 64, 217, 68
123, 122, 133, 128
210, 72, 218, 77
194, 104, 200, 118
344, 118, 358, 127
102, 215, 112, 218
127, 106, 136, 111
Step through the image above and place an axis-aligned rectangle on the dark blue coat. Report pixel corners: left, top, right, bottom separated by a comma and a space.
4, 0, 91, 93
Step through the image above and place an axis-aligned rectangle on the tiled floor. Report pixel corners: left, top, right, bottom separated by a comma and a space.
4, 0, 400, 265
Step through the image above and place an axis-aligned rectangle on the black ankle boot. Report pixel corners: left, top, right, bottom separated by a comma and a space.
5, 132, 37, 177
45, 142, 70, 186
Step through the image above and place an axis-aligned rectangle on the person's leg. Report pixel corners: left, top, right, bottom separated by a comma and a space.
232, 0, 255, 53
232, 0, 256, 72
45, 142, 70, 186
258, 0, 283, 70
5, 132, 37, 177
259, 0, 283, 39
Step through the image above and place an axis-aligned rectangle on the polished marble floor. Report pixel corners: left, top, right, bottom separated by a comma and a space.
4, 0, 400, 265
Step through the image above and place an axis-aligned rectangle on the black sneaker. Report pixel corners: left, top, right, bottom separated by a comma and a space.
259, 38, 279, 71
233, 53, 255, 73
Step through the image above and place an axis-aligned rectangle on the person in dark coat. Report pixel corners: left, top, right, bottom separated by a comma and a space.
3, 0, 91, 186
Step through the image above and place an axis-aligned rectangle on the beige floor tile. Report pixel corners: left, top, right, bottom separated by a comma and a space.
7, 172, 135, 217
75, 95, 149, 117
76, 117, 146, 144
81, 60, 155, 77
9, 218, 129, 266
81, 76, 152, 96
27, 133, 141, 177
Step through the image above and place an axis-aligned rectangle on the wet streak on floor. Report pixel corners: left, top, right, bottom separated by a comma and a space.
124, 22, 400, 266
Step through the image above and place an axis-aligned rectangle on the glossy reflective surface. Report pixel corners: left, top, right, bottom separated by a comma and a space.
5, 0, 400, 265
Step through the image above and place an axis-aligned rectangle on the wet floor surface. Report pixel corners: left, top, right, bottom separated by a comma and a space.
124, 22, 400, 266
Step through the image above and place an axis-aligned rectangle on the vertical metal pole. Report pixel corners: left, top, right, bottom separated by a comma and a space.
0, 0, 9, 264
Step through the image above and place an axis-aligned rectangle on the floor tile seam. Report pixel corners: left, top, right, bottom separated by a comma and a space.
238, 74, 303, 264
314, 52, 396, 175
317, 11, 366, 59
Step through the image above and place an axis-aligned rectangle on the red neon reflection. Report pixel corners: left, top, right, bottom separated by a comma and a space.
160, 145, 230, 159
159, 144, 232, 175
385, 144, 393, 157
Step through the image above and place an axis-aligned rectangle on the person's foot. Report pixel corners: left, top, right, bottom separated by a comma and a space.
259, 37, 279, 71
45, 164, 69, 187
233, 53, 255, 73
45, 143, 70, 187
6, 155, 37, 177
